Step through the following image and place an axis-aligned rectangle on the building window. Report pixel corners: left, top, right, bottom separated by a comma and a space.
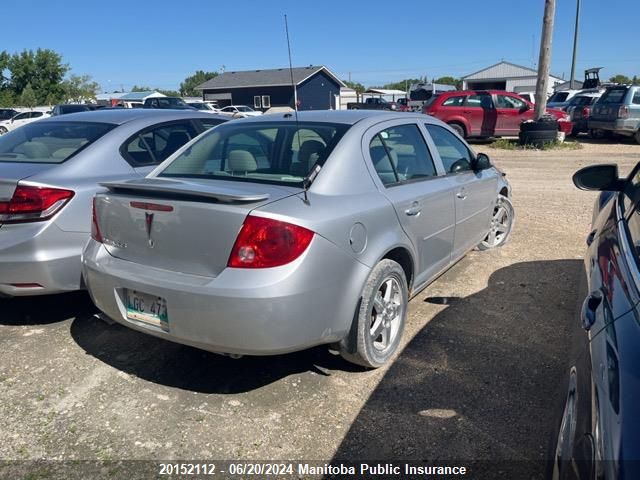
261, 95, 271, 108
254, 96, 261, 109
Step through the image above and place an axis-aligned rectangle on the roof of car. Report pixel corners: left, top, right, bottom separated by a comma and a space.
36, 108, 220, 125
230, 109, 431, 125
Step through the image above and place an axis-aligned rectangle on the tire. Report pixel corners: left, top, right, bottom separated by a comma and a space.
0, 126, 7, 135
478, 194, 514, 250
339, 259, 408, 368
634, 130, 640, 145
589, 128, 606, 140
520, 118, 558, 132
448, 122, 465, 138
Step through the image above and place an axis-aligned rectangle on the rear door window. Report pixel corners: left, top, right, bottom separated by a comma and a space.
369, 124, 437, 186
465, 93, 494, 109
122, 122, 198, 166
496, 95, 526, 109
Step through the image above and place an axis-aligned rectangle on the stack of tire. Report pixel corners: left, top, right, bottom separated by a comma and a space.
519, 117, 558, 148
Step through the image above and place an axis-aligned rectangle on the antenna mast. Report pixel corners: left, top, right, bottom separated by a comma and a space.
284, 14, 298, 112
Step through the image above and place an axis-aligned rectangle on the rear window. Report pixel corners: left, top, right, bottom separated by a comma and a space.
159, 121, 349, 186
548, 92, 569, 103
568, 96, 595, 107
0, 121, 115, 164
599, 87, 628, 104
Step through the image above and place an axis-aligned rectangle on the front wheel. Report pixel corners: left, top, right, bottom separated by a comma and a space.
478, 194, 514, 250
339, 259, 408, 368
0, 126, 7, 135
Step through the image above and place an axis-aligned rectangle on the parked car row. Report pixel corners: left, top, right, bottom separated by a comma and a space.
0, 109, 513, 369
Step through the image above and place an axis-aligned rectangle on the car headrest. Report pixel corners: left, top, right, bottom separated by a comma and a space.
228, 150, 257, 173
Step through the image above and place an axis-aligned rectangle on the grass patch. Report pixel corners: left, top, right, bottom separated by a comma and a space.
490, 138, 582, 150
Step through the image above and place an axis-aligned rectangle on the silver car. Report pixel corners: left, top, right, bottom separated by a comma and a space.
82, 111, 513, 368
0, 109, 227, 296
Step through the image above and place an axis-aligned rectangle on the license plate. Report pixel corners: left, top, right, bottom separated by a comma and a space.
125, 290, 169, 331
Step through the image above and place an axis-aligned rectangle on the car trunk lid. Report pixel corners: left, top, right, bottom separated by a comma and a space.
96, 177, 301, 277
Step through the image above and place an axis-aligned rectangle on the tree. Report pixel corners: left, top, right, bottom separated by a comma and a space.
633, 75, 640, 85
62, 74, 99, 102
382, 78, 424, 92
609, 74, 632, 84
19, 83, 37, 108
343, 80, 365, 94
131, 85, 153, 92
0, 90, 14, 108
433, 76, 462, 89
158, 89, 181, 97
8, 49, 68, 104
180, 70, 218, 97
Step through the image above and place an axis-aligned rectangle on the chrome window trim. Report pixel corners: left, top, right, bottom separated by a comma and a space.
616, 198, 640, 290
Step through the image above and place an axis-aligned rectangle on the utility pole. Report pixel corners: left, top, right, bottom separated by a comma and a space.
569, 0, 581, 89
534, 0, 556, 120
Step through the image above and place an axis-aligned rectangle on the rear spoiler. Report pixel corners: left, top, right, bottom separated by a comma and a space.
100, 178, 270, 203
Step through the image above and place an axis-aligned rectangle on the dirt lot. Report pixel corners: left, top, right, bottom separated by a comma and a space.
0, 139, 638, 478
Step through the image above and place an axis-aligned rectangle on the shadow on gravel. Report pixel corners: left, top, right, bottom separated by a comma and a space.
331, 259, 585, 480
0, 291, 97, 326
70, 315, 361, 394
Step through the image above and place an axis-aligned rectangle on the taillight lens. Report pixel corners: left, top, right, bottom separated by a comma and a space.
618, 106, 629, 118
582, 106, 591, 117
0, 185, 74, 223
228, 215, 314, 268
91, 197, 103, 243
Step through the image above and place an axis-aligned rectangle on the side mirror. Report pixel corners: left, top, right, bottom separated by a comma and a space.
573, 164, 622, 191
474, 153, 492, 171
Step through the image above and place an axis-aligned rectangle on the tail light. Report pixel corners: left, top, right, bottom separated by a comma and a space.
0, 185, 74, 224
228, 215, 314, 268
618, 106, 629, 118
582, 106, 591, 117
91, 198, 103, 243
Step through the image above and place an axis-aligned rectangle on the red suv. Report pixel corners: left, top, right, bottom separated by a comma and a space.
423, 90, 570, 138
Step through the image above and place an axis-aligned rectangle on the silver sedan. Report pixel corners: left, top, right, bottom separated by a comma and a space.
82, 111, 513, 368
0, 109, 227, 296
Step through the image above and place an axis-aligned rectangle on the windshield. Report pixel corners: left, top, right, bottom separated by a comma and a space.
0, 121, 115, 164
599, 87, 628, 104
188, 103, 207, 110
236, 106, 254, 112
159, 121, 349, 186
548, 92, 569, 103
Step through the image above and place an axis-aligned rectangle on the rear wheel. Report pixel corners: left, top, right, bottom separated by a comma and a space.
0, 126, 7, 135
478, 195, 514, 250
448, 122, 465, 138
339, 259, 408, 368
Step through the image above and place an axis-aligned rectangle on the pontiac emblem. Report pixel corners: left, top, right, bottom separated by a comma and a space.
145, 212, 155, 248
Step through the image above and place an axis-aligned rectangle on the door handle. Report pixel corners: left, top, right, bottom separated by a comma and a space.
404, 202, 421, 216
456, 189, 467, 200
581, 290, 603, 331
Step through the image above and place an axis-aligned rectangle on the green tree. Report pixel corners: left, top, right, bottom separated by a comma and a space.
19, 83, 37, 108
0, 90, 15, 107
343, 80, 365, 94
180, 70, 218, 97
609, 74, 632, 84
158, 89, 181, 97
633, 75, 639, 85
0, 50, 10, 89
62, 74, 99, 102
434, 76, 462, 89
131, 85, 153, 92
8, 49, 68, 104
381, 78, 424, 92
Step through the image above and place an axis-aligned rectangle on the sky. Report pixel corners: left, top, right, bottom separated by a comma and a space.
2, 0, 638, 92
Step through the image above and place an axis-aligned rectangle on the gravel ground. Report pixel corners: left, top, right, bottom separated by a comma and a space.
0, 138, 638, 479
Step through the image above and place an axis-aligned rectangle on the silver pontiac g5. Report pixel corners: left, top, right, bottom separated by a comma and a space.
82, 111, 513, 368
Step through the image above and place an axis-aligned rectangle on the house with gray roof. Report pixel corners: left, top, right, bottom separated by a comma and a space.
196, 65, 345, 111
462, 61, 563, 95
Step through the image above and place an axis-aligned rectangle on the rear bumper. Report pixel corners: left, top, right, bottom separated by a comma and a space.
82, 236, 370, 356
0, 222, 87, 296
588, 118, 639, 135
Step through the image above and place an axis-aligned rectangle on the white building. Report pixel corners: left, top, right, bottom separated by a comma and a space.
462, 61, 563, 96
